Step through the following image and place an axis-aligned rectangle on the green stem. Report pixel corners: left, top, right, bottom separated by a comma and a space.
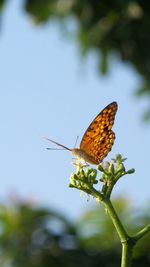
103, 199, 134, 267
105, 183, 114, 198
103, 199, 128, 241
133, 223, 150, 242
121, 242, 134, 267
89, 186, 103, 201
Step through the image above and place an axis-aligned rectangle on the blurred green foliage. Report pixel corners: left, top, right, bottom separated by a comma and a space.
0, 197, 149, 266
1, 0, 150, 118
0, 0, 4, 10
24, 0, 150, 117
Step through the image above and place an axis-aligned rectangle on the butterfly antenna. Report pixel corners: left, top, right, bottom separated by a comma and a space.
74, 135, 79, 148
46, 148, 66, 150
44, 137, 71, 151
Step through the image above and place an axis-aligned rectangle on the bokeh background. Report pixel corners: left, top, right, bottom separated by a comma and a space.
0, 1, 150, 266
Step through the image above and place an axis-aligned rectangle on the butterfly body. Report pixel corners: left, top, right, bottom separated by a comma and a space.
71, 148, 98, 164
46, 102, 118, 165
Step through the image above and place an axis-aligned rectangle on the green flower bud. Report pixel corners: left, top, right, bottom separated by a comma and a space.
98, 164, 104, 172
69, 177, 77, 186
108, 163, 115, 174
126, 168, 135, 174
68, 183, 75, 188
85, 168, 91, 177
112, 154, 127, 164
70, 173, 78, 180
91, 169, 97, 178
117, 163, 125, 173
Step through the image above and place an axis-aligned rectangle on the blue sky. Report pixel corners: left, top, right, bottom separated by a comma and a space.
0, 0, 149, 219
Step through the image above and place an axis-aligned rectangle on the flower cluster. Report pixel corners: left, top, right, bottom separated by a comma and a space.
69, 154, 135, 200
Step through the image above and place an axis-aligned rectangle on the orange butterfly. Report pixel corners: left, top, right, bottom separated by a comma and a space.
46, 102, 118, 165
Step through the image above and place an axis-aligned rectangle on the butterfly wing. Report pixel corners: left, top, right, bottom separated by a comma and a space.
81, 130, 115, 164
80, 102, 118, 164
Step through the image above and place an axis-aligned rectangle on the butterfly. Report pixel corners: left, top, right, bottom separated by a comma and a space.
46, 102, 118, 165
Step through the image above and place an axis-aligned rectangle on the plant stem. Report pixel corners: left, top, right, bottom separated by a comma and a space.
121, 242, 134, 267
103, 199, 128, 241
90, 187, 103, 201
103, 199, 135, 267
133, 223, 150, 242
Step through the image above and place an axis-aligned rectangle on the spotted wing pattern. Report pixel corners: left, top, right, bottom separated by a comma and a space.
80, 102, 118, 164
